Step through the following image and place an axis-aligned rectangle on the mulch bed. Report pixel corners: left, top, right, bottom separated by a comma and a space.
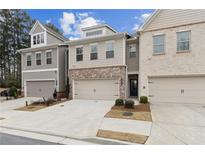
111, 103, 151, 112
97, 129, 148, 144
14, 99, 68, 112
105, 103, 152, 121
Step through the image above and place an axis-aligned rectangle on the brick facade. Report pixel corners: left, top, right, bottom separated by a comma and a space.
68, 66, 127, 99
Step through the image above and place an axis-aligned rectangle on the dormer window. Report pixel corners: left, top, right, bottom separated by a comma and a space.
85, 30, 103, 38
32, 33, 45, 46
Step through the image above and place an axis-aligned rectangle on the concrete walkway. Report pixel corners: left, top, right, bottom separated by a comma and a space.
100, 118, 152, 136
0, 98, 113, 139
146, 103, 205, 145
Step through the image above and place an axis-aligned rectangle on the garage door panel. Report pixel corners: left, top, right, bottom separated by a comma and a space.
74, 79, 119, 100
27, 81, 55, 98
149, 77, 205, 104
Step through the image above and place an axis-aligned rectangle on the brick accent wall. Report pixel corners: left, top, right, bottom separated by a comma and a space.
68, 66, 126, 99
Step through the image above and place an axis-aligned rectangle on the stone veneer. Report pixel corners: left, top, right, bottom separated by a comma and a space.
68, 66, 126, 99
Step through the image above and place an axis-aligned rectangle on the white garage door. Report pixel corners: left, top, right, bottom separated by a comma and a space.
74, 79, 119, 100
149, 76, 205, 104
26, 80, 55, 98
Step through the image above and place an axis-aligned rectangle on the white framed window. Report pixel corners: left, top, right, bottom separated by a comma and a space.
46, 51, 52, 64
90, 44, 98, 60
177, 31, 190, 52
153, 34, 165, 54
32, 33, 45, 46
128, 44, 137, 58
36, 53, 41, 65
26, 54, 32, 66
76, 47, 83, 61
106, 42, 114, 59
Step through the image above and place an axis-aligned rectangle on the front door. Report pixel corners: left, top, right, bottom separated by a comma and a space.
130, 79, 138, 97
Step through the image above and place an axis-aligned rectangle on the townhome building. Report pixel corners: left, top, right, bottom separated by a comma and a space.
139, 9, 205, 104
18, 21, 68, 98
66, 24, 139, 100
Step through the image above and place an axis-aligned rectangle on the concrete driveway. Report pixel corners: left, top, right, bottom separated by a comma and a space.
146, 103, 205, 145
0, 98, 113, 139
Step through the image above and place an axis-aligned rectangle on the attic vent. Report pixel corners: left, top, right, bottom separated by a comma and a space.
85, 30, 102, 37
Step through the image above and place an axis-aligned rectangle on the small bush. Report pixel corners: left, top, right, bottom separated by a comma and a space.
125, 100, 135, 108
140, 96, 148, 104
115, 99, 124, 106
8, 86, 18, 98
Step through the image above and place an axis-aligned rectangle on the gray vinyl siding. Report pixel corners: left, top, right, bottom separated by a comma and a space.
23, 71, 57, 80
33, 23, 45, 34
22, 71, 58, 93
145, 9, 205, 31
47, 32, 64, 44
126, 40, 139, 72
58, 46, 67, 92
22, 48, 57, 71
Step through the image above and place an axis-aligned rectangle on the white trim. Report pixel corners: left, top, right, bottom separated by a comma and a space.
31, 32, 46, 48
105, 40, 115, 44
29, 20, 47, 35
138, 10, 161, 32
76, 45, 83, 48
45, 50, 52, 65
122, 37, 126, 65
153, 33, 165, 36
35, 52, 42, 65
24, 78, 55, 97
89, 43, 98, 46
22, 68, 58, 73
25, 79, 55, 82
57, 47, 59, 91
72, 80, 75, 99
26, 53, 32, 55
127, 71, 139, 75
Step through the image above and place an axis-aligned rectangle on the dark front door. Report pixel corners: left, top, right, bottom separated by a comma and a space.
130, 79, 138, 97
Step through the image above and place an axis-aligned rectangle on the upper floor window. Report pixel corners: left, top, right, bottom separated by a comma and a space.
106, 42, 114, 59
26, 54, 32, 66
177, 31, 190, 52
85, 30, 102, 37
153, 34, 165, 54
36, 53, 41, 65
33, 33, 44, 45
46, 51, 52, 64
76, 47, 83, 61
90, 44, 98, 60
128, 44, 137, 58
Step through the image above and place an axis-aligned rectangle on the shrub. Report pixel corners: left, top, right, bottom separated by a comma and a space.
115, 99, 124, 106
140, 96, 148, 104
125, 100, 135, 108
8, 86, 18, 98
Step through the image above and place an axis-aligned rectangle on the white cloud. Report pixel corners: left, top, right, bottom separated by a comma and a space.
46, 19, 51, 24
132, 24, 140, 31
132, 12, 152, 32
141, 13, 151, 21
69, 36, 80, 40
59, 12, 103, 36
59, 12, 75, 35
78, 12, 89, 17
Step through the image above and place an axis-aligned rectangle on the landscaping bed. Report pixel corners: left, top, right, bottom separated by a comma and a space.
105, 103, 152, 121
14, 99, 68, 112
97, 129, 148, 144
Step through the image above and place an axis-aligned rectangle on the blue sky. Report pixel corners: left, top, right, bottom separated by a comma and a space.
26, 9, 154, 39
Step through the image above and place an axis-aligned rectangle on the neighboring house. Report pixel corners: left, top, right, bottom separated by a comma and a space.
66, 24, 139, 100
138, 9, 205, 104
18, 21, 68, 98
